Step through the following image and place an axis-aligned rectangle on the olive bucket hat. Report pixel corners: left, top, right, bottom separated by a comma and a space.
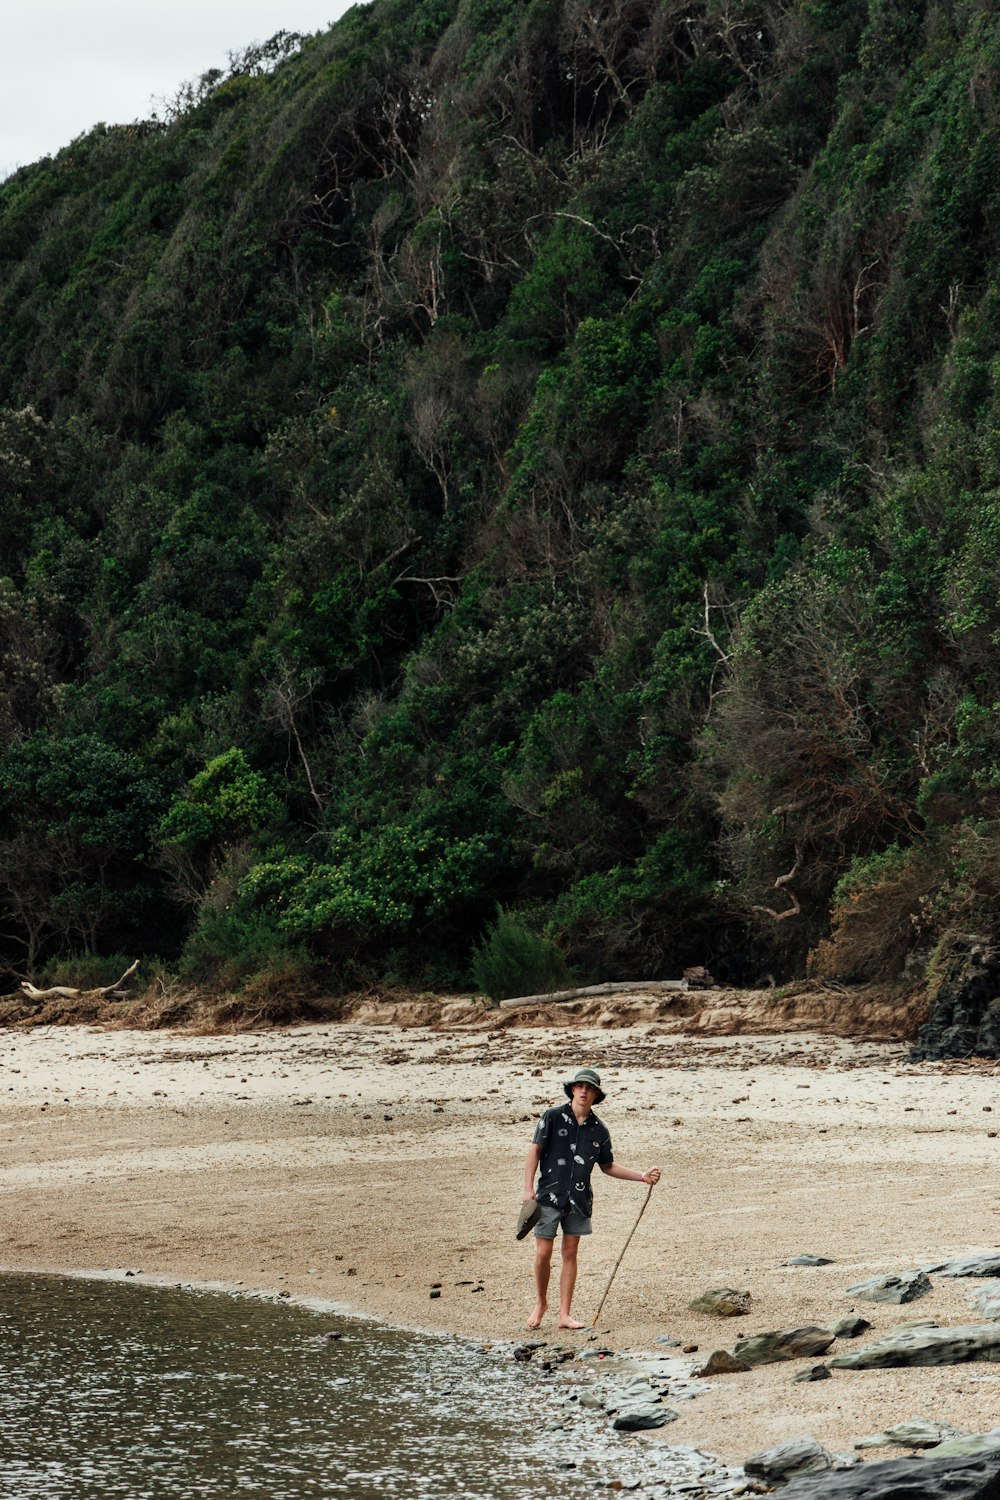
563, 1066, 605, 1104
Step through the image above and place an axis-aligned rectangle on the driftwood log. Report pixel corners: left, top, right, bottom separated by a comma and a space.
20, 959, 140, 1001
499, 978, 689, 1008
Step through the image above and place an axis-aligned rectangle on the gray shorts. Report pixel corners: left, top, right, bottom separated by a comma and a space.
534, 1203, 593, 1239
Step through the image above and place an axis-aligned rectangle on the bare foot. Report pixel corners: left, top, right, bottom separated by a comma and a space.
527, 1302, 547, 1329
557, 1317, 587, 1330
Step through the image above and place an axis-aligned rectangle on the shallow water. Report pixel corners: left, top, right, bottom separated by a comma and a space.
0, 1273, 643, 1499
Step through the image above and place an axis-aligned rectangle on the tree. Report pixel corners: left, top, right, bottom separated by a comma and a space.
0, 733, 166, 968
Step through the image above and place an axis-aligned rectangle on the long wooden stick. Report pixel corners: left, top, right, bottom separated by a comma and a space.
591, 1183, 654, 1327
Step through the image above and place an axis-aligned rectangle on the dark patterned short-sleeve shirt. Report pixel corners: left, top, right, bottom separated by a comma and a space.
531, 1105, 614, 1218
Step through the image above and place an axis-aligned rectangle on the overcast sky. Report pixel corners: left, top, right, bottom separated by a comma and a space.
2, 1, 359, 182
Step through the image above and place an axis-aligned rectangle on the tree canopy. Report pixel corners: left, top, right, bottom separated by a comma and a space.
1, 0, 998, 993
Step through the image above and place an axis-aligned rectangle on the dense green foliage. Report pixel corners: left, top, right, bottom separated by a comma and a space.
3, 0, 1000, 991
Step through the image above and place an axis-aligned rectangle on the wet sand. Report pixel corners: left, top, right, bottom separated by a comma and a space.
2, 1016, 999, 1464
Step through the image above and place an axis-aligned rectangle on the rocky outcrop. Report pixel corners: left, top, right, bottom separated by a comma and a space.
780, 1452, 1000, 1498
688, 983, 926, 1040
910, 940, 1000, 1060
932, 1431, 1000, 1461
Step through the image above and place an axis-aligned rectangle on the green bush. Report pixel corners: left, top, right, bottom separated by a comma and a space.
470, 907, 573, 1003
177, 906, 314, 991
157, 748, 279, 849
242, 821, 503, 941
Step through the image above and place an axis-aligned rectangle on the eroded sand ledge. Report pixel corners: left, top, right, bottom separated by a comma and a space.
1, 1000, 998, 1466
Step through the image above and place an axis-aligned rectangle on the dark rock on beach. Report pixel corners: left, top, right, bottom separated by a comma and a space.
831, 1316, 873, 1338
744, 1436, 834, 1483
612, 1403, 677, 1431
792, 1364, 832, 1382
694, 1349, 752, 1376
922, 1255, 1000, 1279
846, 1271, 931, 1304
830, 1323, 1000, 1369
786, 1254, 835, 1267
856, 1418, 967, 1450
734, 1325, 835, 1368
780, 1451, 1000, 1498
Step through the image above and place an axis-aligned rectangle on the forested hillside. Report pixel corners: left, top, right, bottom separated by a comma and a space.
1, 0, 998, 997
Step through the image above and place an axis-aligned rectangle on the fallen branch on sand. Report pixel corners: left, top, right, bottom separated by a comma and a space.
499, 978, 689, 1008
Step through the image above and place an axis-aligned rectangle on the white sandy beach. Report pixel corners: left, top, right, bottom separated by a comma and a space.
2, 1006, 1000, 1466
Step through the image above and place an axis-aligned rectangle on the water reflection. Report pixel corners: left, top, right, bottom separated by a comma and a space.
0, 1274, 584, 1499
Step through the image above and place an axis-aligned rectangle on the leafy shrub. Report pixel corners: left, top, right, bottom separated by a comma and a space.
808, 841, 947, 982
242, 821, 503, 943
547, 832, 715, 978
158, 748, 279, 849
470, 907, 573, 1003
176, 906, 314, 991
926, 819, 1000, 940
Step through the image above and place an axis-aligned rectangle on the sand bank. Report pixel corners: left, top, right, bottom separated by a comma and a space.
1, 1012, 998, 1465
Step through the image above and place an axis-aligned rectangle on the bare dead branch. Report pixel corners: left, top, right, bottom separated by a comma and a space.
524, 210, 644, 281
267, 660, 325, 815
752, 848, 803, 921
393, 573, 464, 610
21, 959, 140, 1001
770, 799, 813, 818
693, 580, 740, 718
101, 959, 140, 993
695, 580, 731, 664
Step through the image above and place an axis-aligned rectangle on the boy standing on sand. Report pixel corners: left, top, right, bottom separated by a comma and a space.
523, 1066, 660, 1329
